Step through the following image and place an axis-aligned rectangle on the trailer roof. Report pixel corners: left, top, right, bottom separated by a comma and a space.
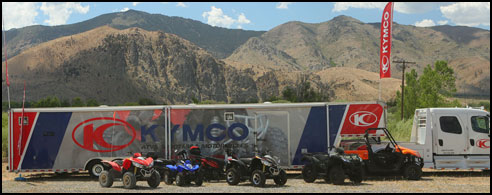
10, 101, 384, 112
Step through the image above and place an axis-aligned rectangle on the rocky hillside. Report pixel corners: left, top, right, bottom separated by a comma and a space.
226, 15, 490, 96
2, 9, 265, 60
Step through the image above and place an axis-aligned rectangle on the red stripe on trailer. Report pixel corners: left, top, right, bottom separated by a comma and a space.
456, 168, 459, 170
11, 112, 38, 171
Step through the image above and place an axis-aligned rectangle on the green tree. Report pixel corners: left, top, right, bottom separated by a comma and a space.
72, 97, 85, 107
396, 60, 457, 119
86, 99, 100, 107
138, 98, 156, 105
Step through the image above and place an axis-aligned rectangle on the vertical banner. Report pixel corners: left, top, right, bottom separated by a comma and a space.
380, 2, 393, 78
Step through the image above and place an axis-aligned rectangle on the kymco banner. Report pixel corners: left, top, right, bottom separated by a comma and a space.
380, 2, 393, 78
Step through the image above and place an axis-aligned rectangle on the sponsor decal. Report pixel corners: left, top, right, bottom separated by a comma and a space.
172, 123, 249, 142
349, 111, 378, 127
477, 139, 490, 149
380, 2, 393, 78
72, 117, 136, 152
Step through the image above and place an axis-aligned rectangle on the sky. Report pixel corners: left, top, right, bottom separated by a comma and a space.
2, 2, 490, 32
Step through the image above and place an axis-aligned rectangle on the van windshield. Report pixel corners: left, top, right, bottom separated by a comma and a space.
471, 116, 489, 134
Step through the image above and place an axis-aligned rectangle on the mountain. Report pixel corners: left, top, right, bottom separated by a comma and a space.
2, 9, 265, 60
226, 15, 490, 96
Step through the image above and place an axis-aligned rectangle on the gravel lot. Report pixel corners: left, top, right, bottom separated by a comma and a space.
2, 163, 490, 193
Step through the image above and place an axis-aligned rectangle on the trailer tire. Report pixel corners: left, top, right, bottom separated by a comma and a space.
403, 163, 422, 180
88, 161, 104, 178
329, 166, 345, 185
302, 164, 317, 183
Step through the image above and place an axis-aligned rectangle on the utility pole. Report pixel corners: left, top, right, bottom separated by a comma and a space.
393, 60, 416, 120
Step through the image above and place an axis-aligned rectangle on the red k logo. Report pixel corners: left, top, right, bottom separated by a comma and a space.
72, 117, 136, 152
477, 139, 490, 149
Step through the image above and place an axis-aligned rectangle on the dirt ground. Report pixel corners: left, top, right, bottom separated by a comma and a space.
2, 162, 490, 193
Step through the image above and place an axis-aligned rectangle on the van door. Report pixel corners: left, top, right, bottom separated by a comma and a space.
435, 114, 467, 155
467, 113, 490, 155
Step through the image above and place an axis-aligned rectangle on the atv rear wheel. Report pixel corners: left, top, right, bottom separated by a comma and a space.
329, 166, 345, 185
403, 163, 422, 180
99, 170, 114, 187
122, 172, 137, 189
176, 172, 186, 186
273, 169, 287, 186
251, 170, 266, 187
195, 172, 203, 186
164, 170, 174, 185
302, 164, 317, 183
147, 171, 161, 188
226, 168, 240, 185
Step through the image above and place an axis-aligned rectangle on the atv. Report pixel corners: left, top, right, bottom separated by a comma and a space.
224, 149, 287, 187
163, 149, 203, 186
301, 148, 364, 185
188, 146, 227, 182
145, 152, 177, 181
345, 128, 424, 180
99, 153, 160, 189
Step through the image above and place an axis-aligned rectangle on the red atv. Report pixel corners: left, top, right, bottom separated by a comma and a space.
99, 153, 161, 189
188, 146, 226, 182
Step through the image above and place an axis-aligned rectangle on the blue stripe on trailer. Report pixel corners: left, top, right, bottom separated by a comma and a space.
328, 105, 347, 148
292, 106, 327, 165
21, 112, 72, 170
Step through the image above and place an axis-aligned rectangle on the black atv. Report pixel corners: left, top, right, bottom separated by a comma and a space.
145, 152, 176, 181
301, 148, 364, 185
345, 128, 424, 180
224, 150, 287, 187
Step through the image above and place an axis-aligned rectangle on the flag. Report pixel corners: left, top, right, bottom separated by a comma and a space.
380, 2, 393, 78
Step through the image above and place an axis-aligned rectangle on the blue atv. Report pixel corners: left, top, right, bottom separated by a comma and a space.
163, 149, 203, 186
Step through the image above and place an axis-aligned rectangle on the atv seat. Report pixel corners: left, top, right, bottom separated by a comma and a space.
239, 158, 253, 164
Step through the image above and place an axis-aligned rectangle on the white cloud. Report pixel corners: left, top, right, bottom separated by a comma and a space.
132, 2, 140, 6
202, 6, 251, 29
120, 7, 130, 12
237, 13, 251, 24
415, 19, 436, 27
40, 2, 90, 26
176, 2, 187, 8
276, 2, 293, 9
332, 2, 449, 14
332, 2, 387, 12
438, 20, 448, 25
440, 2, 490, 27
2, 2, 39, 30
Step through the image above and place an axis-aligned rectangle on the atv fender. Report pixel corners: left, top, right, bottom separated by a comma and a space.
101, 160, 122, 172
301, 155, 314, 165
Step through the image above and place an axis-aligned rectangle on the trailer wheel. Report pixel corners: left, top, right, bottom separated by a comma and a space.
403, 163, 422, 180
88, 161, 104, 178
302, 164, 317, 183
329, 166, 345, 185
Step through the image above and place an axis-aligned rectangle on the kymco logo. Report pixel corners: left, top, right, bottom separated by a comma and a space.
349, 111, 378, 127
72, 117, 136, 152
477, 139, 490, 149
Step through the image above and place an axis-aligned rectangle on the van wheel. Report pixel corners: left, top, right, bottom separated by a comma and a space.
403, 164, 422, 180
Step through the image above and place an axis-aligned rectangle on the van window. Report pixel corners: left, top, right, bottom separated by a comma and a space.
439, 116, 462, 134
471, 116, 489, 134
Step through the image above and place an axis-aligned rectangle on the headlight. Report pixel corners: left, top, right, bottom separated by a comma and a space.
133, 161, 144, 168
261, 159, 272, 166
186, 164, 193, 169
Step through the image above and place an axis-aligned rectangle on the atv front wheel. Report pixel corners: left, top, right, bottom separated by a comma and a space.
164, 170, 174, 185
273, 169, 287, 186
329, 166, 345, 185
302, 164, 317, 183
147, 171, 161, 188
225, 168, 240, 185
403, 163, 422, 180
251, 170, 266, 187
176, 172, 186, 186
99, 170, 114, 187
195, 172, 203, 186
122, 172, 137, 189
